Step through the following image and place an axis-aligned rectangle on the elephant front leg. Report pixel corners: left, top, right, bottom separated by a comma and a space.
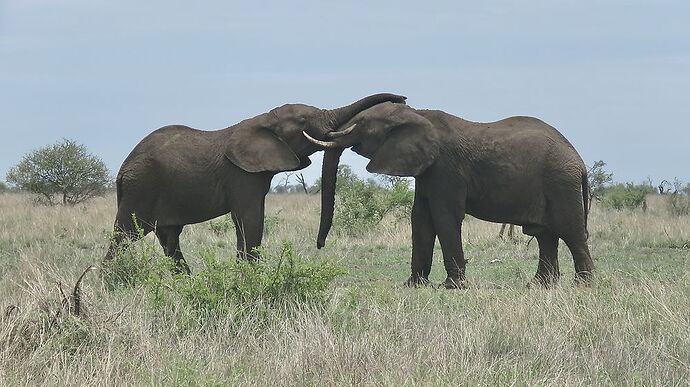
231, 200, 266, 262
407, 194, 436, 287
431, 206, 467, 289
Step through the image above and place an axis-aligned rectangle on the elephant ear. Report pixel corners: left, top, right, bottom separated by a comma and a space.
365, 109, 440, 177
225, 126, 302, 173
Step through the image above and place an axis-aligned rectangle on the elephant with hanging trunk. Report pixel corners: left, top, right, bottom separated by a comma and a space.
305, 102, 593, 288
105, 93, 407, 273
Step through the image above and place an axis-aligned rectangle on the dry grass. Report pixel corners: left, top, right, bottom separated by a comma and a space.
0, 192, 688, 386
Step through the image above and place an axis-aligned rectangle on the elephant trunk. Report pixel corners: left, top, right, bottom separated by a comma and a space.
316, 148, 344, 249
326, 93, 406, 131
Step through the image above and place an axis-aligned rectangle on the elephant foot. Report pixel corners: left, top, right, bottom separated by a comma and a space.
574, 270, 594, 285
440, 277, 467, 290
173, 259, 192, 275
405, 276, 431, 288
529, 272, 560, 288
528, 274, 559, 289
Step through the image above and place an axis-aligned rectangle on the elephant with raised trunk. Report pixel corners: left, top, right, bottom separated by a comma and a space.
105, 93, 407, 273
306, 102, 593, 288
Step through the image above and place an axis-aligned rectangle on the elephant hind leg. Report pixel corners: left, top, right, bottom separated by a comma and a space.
104, 207, 154, 260
533, 232, 560, 287
562, 237, 594, 282
542, 190, 594, 282
155, 225, 190, 274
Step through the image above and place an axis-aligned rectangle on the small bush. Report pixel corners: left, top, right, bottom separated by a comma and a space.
6, 139, 111, 205
601, 183, 650, 211
208, 215, 234, 235
101, 217, 172, 291
334, 165, 413, 233
0, 181, 8, 193
154, 242, 342, 318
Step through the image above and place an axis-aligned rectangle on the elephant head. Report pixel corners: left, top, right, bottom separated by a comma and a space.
303, 102, 441, 248
224, 94, 408, 173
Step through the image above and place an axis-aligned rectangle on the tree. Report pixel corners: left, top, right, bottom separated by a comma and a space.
587, 160, 613, 209
6, 139, 111, 205
0, 181, 8, 193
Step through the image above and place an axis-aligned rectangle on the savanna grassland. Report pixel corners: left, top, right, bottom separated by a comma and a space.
0, 192, 688, 386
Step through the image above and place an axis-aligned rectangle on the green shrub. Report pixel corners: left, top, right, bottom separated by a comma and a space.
0, 181, 8, 193
101, 215, 176, 291
209, 215, 235, 235
334, 166, 413, 233
146, 241, 343, 321
601, 183, 650, 211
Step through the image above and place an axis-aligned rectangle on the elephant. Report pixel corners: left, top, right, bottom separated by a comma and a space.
499, 223, 517, 241
305, 102, 593, 288
104, 93, 407, 273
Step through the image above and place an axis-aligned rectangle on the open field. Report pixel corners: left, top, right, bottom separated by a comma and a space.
0, 192, 688, 386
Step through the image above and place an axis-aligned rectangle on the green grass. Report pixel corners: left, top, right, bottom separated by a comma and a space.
0, 192, 688, 385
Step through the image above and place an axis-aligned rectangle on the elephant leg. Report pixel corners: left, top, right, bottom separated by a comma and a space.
563, 237, 594, 283
104, 207, 153, 260
545, 190, 594, 283
155, 225, 190, 274
231, 199, 265, 262
534, 232, 560, 287
499, 223, 507, 239
430, 203, 466, 289
408, 194, 436, 287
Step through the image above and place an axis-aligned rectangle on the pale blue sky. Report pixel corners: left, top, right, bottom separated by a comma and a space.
1, 0, 689, 186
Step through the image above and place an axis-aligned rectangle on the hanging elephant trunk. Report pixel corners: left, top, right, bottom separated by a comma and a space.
316, 148, 345, 248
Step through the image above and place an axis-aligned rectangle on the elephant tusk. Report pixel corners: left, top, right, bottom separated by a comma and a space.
303, 131, 341, 148
325, 123, 357, 138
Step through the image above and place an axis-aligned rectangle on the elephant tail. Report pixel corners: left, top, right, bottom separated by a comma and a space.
582, 171, 589, 240
115, 171, 124, 207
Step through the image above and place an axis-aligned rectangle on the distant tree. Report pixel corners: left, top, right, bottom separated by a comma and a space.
666, 178, 690, 216
657, 179, 673, 195
587, 160, 613, 209
0, 181, 8, 193
6, 139, 111, 205
295, 173, 309, 194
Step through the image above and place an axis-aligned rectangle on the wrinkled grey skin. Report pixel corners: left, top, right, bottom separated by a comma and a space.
310, 102, 593, 288
105, 94, 407, 273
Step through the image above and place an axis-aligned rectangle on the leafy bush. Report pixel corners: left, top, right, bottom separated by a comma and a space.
333, 166, 414, 233
209, 215, 235, 235
6, 139, 111, 205
0, 181, 8, 193
104, 235, 343, 321
601, 183, 650, 211
102, 222, 170, 291
153, 242, 343, 319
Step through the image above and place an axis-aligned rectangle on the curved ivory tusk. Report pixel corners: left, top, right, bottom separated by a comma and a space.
325, 123, 357, 139
303, 131, 341, 148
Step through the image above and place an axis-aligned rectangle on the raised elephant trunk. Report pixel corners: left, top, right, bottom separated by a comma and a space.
326, 93, 406, 131
316, 148, 344, 248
